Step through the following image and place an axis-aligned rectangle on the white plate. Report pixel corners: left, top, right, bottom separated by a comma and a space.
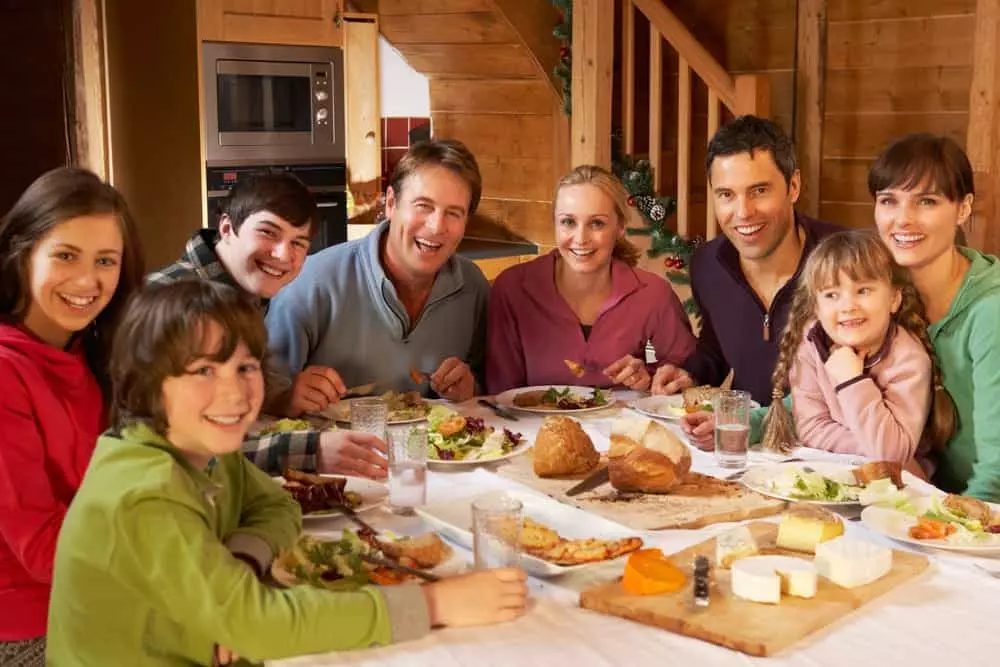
861, 499, 1000, 554
321, 397, 429, 425
274, 474, 388, 520
741, 461, 872, 506
629, 394, 760, 421
494, 385, 615, 415
415, 489, 642, 577
428, 438, 533, 467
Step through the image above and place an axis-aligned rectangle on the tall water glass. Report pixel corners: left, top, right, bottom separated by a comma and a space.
472, 492, 523, 569
714, 390, 750, 469
349, 397, 388, 438
387, 425, 428, 515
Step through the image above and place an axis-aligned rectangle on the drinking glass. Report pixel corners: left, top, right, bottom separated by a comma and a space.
387, 425, 428, 515
472, 492, 523, 569
349, 397, 387, 437
714, 390, 750, 469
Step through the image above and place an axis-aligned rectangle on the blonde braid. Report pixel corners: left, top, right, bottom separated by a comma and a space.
894, 284, 957, 453
761, 283, 815, 453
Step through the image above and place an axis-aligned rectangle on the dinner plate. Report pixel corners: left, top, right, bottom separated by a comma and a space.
321, 397, 429, 425
427, 438, 533, 467
415, 489, 642, 578
741, 461, 873, 507
273, 474, 388, 520
861, 498, 1000, 554
494, 385, 615, 415
629, 394, 761, 421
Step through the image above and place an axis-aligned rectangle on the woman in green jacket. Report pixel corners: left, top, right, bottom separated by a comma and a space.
47, 281, 527, 666
869, 133, 1000, 502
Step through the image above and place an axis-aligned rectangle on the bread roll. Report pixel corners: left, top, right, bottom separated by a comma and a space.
608, 417, 692, 493
532, 416, 600, 477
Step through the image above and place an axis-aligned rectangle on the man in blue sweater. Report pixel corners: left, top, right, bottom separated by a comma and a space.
266, 139, 489, 417
651, 116, 840, 445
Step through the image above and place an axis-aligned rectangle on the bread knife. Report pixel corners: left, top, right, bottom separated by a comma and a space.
565, 466, 609, 496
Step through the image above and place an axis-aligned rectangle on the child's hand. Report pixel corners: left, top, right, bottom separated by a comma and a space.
680, 411, 715, 450
423, 568, 528, 628
824, 346, 863, 385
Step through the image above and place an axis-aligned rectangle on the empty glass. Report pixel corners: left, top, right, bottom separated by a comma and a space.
714, 390, 751, 469
349, 397, 387, 438
387, 425, 428, 515
472, 492, 523, 569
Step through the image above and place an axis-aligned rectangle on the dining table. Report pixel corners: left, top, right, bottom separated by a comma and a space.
269, 391, 1000, 667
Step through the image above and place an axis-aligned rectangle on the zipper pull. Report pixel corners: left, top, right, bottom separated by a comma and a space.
763, 313, 770, 342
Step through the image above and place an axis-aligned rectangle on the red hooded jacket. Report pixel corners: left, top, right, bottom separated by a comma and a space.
0, 322, 106, 640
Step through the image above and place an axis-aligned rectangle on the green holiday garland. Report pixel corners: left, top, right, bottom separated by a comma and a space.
551, 0, 572, 115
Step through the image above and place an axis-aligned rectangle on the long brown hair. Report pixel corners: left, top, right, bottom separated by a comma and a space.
110, 280, 269, 435
555, 165, 642, 267
761, 230, 956, 455
0, 168, 145, 394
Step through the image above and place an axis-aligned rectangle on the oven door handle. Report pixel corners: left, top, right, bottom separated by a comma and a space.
316, 201, 340, 208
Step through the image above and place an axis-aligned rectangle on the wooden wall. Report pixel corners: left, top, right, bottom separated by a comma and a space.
819, 0, 975, 229
377, 0, 566, 258
0, 0, 70, 214
104, 0, 204, 271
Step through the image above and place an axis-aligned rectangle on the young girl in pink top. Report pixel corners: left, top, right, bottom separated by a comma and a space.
486, 165, 696, 394
762, 230, 955, 473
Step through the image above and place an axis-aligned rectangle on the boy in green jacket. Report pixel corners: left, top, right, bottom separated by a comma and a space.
47, 281, 527, 666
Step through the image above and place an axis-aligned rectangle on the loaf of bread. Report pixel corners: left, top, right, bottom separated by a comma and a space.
607, 417, 692, 493
532, 416, 600, 477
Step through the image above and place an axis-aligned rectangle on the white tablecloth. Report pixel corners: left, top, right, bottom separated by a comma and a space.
270, 394, 1000, 666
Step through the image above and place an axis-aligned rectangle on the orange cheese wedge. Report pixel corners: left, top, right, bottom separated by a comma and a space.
622, 548, 686, 595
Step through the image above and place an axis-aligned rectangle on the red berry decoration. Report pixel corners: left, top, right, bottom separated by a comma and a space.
627, 195, 635, 206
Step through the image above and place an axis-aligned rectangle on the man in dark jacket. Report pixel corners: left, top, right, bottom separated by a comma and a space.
650, 116, 840, 445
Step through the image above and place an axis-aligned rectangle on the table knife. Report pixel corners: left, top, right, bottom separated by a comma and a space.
477, 398, 519, 421
566, 466, 610, 496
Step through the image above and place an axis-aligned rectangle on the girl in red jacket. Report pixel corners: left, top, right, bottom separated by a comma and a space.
761, 231, 955, 474
0, 168, 144, 664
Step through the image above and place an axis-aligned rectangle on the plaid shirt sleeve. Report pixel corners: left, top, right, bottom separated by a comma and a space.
242, 430, 319, 475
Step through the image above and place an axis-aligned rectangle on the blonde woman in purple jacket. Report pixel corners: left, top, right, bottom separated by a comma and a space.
761, 231, 956, 476
486, 165, 697, 394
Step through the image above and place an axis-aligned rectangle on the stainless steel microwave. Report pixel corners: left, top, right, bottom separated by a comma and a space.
202, 42, 345, 166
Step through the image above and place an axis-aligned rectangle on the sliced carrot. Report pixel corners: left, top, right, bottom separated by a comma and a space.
367, 568, 408, 585
622, 548, 687, 596
908, 517, 957, 540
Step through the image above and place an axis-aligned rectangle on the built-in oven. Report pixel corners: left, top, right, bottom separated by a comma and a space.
206, 164, 347, 254
202, 42, 345, 166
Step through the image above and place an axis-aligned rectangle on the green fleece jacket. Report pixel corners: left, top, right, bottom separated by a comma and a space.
930, 248, 1000, 501
46, 424, 429, 666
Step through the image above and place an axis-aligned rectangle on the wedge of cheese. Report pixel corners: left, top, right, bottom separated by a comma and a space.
715, 525, 760, 569
731, 556, 818, 604
814, 537, 892, 588
776, 505, 844, 553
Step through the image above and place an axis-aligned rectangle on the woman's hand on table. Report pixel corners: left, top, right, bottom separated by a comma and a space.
650, 364, 695, 395
317, 431, 388, 480
423, 568, 528, 628
604, 355, 651, 391
681, 412, 715, 451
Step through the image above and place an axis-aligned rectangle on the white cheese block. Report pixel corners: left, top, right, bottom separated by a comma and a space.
715, 525, 760, 569
731, 556, 818, 604
814, 536, 892, 588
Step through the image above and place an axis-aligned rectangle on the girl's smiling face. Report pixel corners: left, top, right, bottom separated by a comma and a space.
814, 271, 901, 357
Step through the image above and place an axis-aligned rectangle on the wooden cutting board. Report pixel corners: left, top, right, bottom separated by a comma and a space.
496, 454, 786, 530
579, 522, 930, 657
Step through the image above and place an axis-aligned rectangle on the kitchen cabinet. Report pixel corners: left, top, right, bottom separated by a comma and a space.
343, 13, 381, 219
198, 0, 344, 47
